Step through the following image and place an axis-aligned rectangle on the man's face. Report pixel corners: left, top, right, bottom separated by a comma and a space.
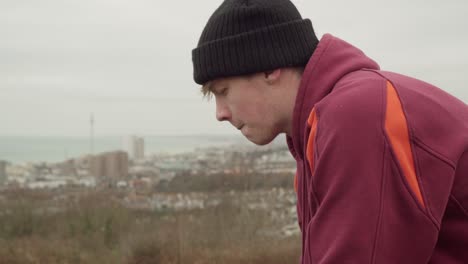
207, 74, 285, 145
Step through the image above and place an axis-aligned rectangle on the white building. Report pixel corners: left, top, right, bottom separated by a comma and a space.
122, 135, 145, 160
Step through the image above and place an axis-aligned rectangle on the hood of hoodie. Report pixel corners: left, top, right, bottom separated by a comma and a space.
287, 34, 380, 160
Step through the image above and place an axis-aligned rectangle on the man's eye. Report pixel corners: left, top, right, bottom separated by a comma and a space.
216, 87, 228, 96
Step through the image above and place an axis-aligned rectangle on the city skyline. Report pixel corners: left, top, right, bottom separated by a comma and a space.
2, 0, 467, 136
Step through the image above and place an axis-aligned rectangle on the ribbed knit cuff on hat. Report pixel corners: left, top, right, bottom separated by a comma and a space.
192, 18, 318, 85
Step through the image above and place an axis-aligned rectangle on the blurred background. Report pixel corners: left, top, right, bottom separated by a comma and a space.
0, 0, 467, 263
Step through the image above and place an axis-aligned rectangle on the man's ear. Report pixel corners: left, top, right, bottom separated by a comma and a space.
264, 69, 281, 84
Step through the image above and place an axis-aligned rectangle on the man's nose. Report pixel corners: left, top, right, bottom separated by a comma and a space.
216, 100, 231, 122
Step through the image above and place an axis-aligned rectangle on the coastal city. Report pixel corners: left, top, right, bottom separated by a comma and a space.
0, 136, 300, 238
0, 136, 296, 190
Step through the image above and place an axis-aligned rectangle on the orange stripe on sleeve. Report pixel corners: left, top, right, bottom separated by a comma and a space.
385, 81, 425, 209
306, 108, 318, 173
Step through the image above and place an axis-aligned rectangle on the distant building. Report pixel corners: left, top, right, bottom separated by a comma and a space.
134, 137, 144, 160
55, 159, 77, 176
123, 136, 145, 160
0, 160, 8, 183
90, 151, 128, 178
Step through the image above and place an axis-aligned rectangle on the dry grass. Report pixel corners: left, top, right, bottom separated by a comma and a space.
0, 189, 300, 264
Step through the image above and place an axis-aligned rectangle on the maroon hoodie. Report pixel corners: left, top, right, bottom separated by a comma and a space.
287, 34, 468, 263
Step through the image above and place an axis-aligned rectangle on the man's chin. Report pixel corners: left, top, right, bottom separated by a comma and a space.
243, 132, 276, 146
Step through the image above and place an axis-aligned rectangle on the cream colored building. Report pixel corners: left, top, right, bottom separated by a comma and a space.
90, 151, 128, 179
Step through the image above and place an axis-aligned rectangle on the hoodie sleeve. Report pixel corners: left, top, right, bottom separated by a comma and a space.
302, 80, 447, 263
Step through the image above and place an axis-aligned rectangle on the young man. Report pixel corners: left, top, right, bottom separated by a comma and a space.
192, 0, 468, 263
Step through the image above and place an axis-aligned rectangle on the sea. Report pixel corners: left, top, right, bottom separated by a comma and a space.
0, 134, 251, 164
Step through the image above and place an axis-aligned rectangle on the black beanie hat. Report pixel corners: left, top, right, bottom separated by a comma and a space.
192, 0, 319, 85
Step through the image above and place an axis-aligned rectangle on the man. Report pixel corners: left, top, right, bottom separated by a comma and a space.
191, 0, 468, 263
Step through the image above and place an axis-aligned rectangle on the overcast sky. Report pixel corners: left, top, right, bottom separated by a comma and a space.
1, 0, 467, 137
